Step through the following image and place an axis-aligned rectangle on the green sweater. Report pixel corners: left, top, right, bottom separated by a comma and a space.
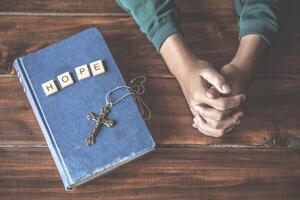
116, 0, 279, 52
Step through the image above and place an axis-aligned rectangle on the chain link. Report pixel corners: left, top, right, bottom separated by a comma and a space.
105, 85, 133, 107
104, 76, 151, 120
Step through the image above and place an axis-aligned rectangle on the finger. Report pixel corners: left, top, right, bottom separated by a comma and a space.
200, 67, 231, 94
189, 106, 198, 117
225, 125, 236, 133
205, 94, 246, 110
202, 111, 244, 130
192, 123, 197, 129
206, 86, 221, 99
193, 115, 225, 137
197, 121, 237, 136
193, 104, 239, 121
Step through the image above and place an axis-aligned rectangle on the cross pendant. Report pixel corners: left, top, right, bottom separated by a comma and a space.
86, 105, 115, 145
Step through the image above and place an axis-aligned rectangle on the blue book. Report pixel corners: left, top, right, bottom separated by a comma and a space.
13, 27, 155, 190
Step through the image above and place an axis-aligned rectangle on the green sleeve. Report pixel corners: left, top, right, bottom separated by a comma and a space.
235, 0, 279, 46
116, 0, 180, 52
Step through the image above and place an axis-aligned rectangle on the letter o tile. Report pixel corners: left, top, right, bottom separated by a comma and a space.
57, 71, 74, 88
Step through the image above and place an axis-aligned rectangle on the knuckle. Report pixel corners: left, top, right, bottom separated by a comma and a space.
192, 93, 201, 102
217, 101, 227, 110
190, 99, 198, 107
234, 96, 242, 106
199, 119, 205, 127
236, 100, 241, 107
194, 105, 203, 113
198, 106, 207, 116
215, 112, 225, 120
210, 121, 221, 129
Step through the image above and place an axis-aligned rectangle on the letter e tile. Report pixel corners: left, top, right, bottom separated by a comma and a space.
57, 71, 74, 88
75, 64, 90, 80
89, 59, 105, 76
42, 80, 58, 96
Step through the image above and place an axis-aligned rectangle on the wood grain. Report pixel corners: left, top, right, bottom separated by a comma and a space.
0, 15, 239, 76
0, 14, 299, 78
1, 0, 298, 17
1, 76, 300, 147
0, 147, 300, 199
0, 0, 235, 16
1, 0, 300, 198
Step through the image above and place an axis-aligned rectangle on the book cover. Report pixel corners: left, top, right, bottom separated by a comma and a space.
13, 27, 155, 190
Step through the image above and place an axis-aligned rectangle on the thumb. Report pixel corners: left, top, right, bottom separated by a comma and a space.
206, 86, 221, 99
200, 67, 231, 94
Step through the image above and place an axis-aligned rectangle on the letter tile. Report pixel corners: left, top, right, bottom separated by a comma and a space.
42, 80, 58, 96
57, 71, 74, 88
75, 64, 90, 80
89, 59, 105, 76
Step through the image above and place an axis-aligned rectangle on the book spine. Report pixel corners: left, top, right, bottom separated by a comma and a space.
13, 58, 73, 190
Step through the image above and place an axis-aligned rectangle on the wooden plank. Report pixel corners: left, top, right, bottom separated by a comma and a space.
0, 147, 299, 199
0, 15, 299, 78
0, 0, 124, 14
0, 0, 235, 16
0, 15, 238, 75
0, 0, 298, 17
0, 2, 299, 147
1, 76, 300, 147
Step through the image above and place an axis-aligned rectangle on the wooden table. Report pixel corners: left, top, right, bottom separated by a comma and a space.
0, 0, 300, 199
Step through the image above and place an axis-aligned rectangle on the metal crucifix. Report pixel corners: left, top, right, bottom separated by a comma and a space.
86, 105, 115, 145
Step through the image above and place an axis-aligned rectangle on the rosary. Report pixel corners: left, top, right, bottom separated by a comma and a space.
86, 76, 151, 146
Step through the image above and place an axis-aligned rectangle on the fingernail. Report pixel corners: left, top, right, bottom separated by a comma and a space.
221, 83, 231, 93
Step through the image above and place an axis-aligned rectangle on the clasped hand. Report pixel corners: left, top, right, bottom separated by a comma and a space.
177, 60, 247, 137
160, 34, 264, 137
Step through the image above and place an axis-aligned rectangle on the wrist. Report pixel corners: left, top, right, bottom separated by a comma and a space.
228, 35, 268, 83
160, 33, 198, 79
224, 62, 254, 86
